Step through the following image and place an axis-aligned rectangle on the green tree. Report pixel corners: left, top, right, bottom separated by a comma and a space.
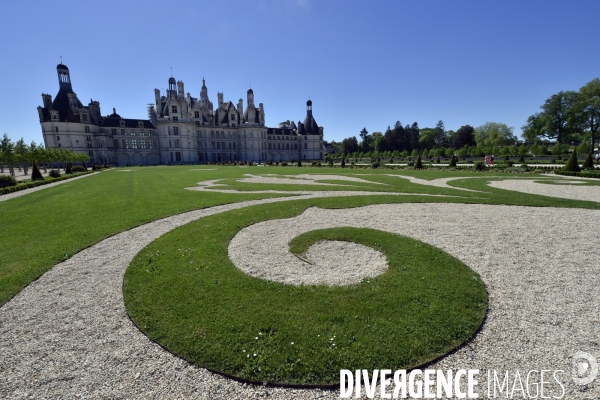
341, 136, 359, 155
577, 78, 600, 153
14, 138, 30, 176
522, 91, 580, 143
452, 125, 476, 149
359, 127, 372, 153
474, 122, 518, 149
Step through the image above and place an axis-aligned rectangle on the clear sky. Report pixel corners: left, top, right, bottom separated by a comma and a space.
1, 0, 599, 146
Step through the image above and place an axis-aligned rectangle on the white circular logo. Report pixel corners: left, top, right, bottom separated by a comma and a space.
572, 351, 598, 385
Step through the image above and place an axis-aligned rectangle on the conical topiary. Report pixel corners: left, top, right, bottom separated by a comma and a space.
297, 158, 302, 167
415, 153, 423, 169
449, 155, 457, 167
31, 160, 44, 181
518, 154, 525, 163
581, 152, 594, 170
341, 156, 346, 168
66, 162, 73, 174
504, 154, 509, 162
436, 156, 441, 164
563, 149, 581, 172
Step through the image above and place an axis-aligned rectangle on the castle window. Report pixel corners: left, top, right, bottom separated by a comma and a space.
195, 121, 200, 126
85, 126, 90, 133
111, 128, 117, 135
56, 136, 60, 141
131, 129, 136, 135
304, 143, 307, 149
175, 139, 180, 148
141, 140, 146, 149
268, 143, 271, 150
216, 142, 221, 149
230, 114, 235, 121
211, 142, 215, 149
82, 114, 88, 122
175, 152, 181, 161
173, 127, 179, 135
172, 116, 178, 121
172, 105, 177, 114
198, 152, 203, 161
139, 130, 145, 136
149, 140, 155, 149
121, 129, 126, 135
113, 139, 119, 148
55, 127, 58, 132
169, 140, 173, 148
122, 139, 128, 149
148, 130, 154, 136
132, 140, 137, 149
58, 144, 62, 148
194, 111, 200, 118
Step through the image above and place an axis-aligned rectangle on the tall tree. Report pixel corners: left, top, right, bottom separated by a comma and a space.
577, 78, 600, 152
359, 127, 372, 152
453, 125, 476, 149
522, 91, 580, 143
341, 136, 359, 155
474, 122, 517, 149
0, 133, 15, 176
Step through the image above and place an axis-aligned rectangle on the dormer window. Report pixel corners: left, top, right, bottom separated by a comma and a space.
172, 116, 178, 121
82, 114, 88, 122
194, 111, 200, 118
138, 121, 143, 128
172, 105, 178, 113
120, 121, 125, 128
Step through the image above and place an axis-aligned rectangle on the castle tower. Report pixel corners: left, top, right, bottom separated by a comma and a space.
218, 92, 223, 107
247, 88, 254, 107
57, 63, 72, 91
168, 77, 176, 97
177, 80, 184, 98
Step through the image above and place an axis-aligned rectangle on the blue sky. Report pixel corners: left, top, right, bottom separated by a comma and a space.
1, 0, 599, 146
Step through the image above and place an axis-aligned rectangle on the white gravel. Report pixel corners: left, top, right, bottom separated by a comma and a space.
489, 179, 600, 203
237, 173, 385, 187
230, 236, 388, 286
1, 183, 600, 398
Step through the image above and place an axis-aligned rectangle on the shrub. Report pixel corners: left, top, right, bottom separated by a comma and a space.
311, 161, 316, 166
563, 149, 581, 172
0, 175, 17, 188
71, 166, 86, 173
371, 162, 380, 169
281, 162, 288, 166
49, 169, 61, 178
65, 162, 73, 174
31, 160, 44, 181
407, 161, 414, 166
448, 155, 457, 167
506, 160, 515, 167
517, 154, 525, 163
581, 152, 594, 170
474, 161, 485, 171
415, 153, 423, 169
316, 162, 321, 167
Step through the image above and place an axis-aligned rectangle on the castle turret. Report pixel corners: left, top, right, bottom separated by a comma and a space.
237, 99, 243, 118
168, 77, 176, 98
247, 88, 254, 107
218, 92, 223, 107
57, 63, 72, 91
177, 80, 184, 98
154, 88, 161, 108
42, 93, 53, 109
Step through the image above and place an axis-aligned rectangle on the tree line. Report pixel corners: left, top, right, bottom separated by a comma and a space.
0, 133, 89, 176
334, 77, 599, 159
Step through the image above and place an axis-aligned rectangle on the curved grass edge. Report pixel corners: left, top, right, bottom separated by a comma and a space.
123, 199, 488, 386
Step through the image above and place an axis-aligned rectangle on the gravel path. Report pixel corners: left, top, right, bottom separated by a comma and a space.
1, 183, 599, 398
489, 179, 600, 203
0, 172, 99, 203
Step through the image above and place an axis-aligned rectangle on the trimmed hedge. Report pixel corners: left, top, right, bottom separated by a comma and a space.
0, 171, 94, 195
0, 175, 18, 188
554, 170, 600, 179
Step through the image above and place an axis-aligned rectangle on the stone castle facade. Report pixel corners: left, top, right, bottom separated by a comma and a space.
38, 64, 324, 166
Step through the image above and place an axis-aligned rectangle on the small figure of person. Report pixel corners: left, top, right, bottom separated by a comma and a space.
484, 155, 489, 166
595, 152, 599, 165
490, 154, 495, 165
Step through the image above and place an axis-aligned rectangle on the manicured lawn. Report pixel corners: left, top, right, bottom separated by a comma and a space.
123, 204, 487, 385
